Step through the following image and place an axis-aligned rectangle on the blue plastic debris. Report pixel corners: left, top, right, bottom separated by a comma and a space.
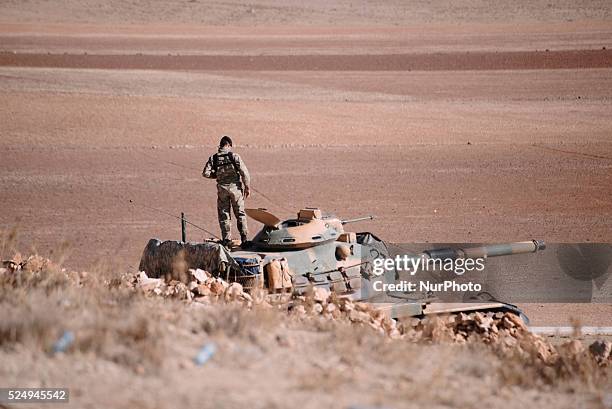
52, 331, 75, 354
193, 342, 216, 366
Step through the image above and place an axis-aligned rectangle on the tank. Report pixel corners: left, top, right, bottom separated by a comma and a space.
139, 207, 546, 321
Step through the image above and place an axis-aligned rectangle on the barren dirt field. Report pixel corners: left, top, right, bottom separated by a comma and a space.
1, 1, 612, 408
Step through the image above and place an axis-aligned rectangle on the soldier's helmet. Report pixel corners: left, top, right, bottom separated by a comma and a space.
220, 135, 233, 147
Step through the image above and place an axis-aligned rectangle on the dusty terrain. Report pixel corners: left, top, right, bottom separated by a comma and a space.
0, 252, 611, 409
0, 0, 612, 407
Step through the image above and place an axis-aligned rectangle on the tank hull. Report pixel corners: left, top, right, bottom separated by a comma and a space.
138, 209, 544, 321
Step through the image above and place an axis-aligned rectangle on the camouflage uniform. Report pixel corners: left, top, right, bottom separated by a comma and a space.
202, 146, 250, 242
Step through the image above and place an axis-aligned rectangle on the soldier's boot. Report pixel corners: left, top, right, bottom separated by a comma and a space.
239, 234, 250, 249
220, 238, 233, 248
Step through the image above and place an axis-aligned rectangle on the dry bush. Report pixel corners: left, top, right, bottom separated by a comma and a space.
0, 248, 170, 372
0, 259, 73, 297
0, 291, 61, 349
494, 335, 607, 389
0, 247, 286, 373
188, 302, 282, 342
0, 292, 167, 373
73, 300, 167, 372
0, 227, 19, 258
1, 244, 610, 393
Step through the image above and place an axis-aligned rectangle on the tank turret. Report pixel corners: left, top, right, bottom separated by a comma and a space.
246, 208, 372, 250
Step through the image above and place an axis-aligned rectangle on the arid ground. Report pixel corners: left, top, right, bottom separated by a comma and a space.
0, 1, 611, 407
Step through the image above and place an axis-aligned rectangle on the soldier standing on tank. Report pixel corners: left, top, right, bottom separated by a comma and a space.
202, 135, 250, 247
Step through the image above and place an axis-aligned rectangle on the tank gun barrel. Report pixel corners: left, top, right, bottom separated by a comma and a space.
341, 215, 374, 225
424, 240, 546, 260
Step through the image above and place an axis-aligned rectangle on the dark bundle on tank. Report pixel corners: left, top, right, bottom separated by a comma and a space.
138, 239, 232, 282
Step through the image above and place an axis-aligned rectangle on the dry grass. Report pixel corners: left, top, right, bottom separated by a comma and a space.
0, 272, 165, 373
0, 233, 610, 408
495, 337, 605, 389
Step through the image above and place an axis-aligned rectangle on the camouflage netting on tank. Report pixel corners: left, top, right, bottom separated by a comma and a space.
138, 239, 233, 282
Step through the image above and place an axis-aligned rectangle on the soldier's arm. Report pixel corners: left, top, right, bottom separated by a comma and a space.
202, 156, 216, 179
233, 153, 251, 188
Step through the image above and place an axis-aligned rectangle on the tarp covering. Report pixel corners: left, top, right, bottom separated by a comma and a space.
138, 239, 233, 278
